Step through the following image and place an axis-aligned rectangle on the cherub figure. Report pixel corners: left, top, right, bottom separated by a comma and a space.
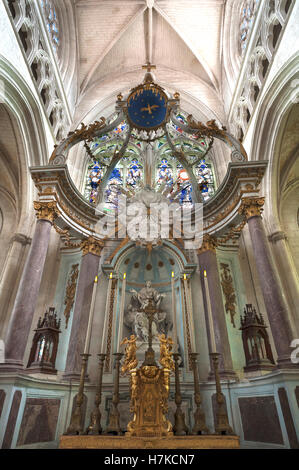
120, 334, 138, 374
158, 333, 175, 370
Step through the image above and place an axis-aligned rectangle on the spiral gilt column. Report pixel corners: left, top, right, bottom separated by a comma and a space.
239, 197, 295, 368
0, 202, 59, 371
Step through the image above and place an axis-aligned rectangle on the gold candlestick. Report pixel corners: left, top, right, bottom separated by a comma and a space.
173, 353, 189, 436
106, 352, 123, 435
86, 353, 106, 435
210, 352, 234, 435
190, 352, 209, 435
64, 353, 90, 435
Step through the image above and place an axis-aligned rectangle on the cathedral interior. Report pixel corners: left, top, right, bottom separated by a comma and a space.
0, 0, 298, 450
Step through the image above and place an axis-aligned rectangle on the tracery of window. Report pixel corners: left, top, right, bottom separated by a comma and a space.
239, 0, 259, 54
84, 108, 215, 209
84, 144, 143, 208
155, 151, 215, 207
40, 0, 60, 53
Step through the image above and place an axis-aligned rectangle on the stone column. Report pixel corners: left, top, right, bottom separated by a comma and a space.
0, 233, 31, 338
197, 235, 236, 379
268, 231, 299, 336
1, 202, 59, 371
63, 237, 104, 381
239, 197, 295, 368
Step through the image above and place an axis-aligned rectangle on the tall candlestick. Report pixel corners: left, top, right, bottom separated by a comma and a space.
100, 272, 113, 354
83, 275, 98, 354
203, 269, 217, 353
117, 272, 127, 351
171, 271, 178, 353
183, 273, 195, 352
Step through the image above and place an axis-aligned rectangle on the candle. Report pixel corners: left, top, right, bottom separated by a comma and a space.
101, 272, 113, 353
171, 271, 178, 353
203, 269, 217, 353
84, 275, 98, 354
117, 272, 127, 351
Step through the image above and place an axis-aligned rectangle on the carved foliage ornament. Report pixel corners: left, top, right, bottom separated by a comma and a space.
33, 201, 60, 223
197, 234, 218, 255
238, 197, 265, 220
63, 264, 79, 328
220, 263, 237, 328
80, 236, 104, 256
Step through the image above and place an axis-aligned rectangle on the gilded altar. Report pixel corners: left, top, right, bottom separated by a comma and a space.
126, 365, 173, 437
120, 300, 174, 437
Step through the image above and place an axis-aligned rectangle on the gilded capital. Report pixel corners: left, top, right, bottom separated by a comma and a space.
80, 236, 104, 256
33, 201, 60, 223
238, 197, 265, 220
197, 234, 218, 255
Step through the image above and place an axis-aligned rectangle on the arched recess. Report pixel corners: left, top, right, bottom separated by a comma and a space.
103, 240, 197, 368
0, 57, 50, 337
0, 56, 49, 232
249, 54, 299, 332
250, 54, 299, 233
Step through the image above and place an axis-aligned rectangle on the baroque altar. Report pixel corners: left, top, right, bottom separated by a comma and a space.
121, 300, 174, 437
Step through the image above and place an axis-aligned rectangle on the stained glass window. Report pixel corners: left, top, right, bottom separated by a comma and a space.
40, 0, 60, 52
84, 110, 215, 208
157, 159, 173, 187
195, 159, 215, 201
85, 160, 105, 204
126, 159, 142, 188
240, 0, 259, 53
105, 168, 123, 208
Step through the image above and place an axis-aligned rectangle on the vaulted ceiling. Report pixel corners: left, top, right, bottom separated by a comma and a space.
73, 0, 227, 126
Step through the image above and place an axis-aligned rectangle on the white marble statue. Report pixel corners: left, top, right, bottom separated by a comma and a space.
124, 281, 171, 342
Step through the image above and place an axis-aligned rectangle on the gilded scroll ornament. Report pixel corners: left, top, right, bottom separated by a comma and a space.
80, 236, 104, 256
63, 264, 79, 328
238, 197, 265, 220
197, 233, 218, 255
220, 263, 237, 328
33, 201, 60, 223
120, 335, 138, 374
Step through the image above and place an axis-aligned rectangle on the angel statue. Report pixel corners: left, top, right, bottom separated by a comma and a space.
120, 334, 138, 374
158, 333, 175, 371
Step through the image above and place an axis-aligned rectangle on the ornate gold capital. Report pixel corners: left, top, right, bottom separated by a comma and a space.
197, 234, 218, 255
80, 236, 104, 256
238, 197, 265, 220
33, 201, 60, 223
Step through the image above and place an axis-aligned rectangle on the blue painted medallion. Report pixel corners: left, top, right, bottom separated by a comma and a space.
127, 88, 167, 129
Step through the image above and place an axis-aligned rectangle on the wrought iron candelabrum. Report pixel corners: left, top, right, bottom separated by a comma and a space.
86, 353, 106, 435
190, 352, 209, 435
173, 353, 189, 436
64, 353, 90, 435
106, 352, 123, 435
210, 352, 234, 435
